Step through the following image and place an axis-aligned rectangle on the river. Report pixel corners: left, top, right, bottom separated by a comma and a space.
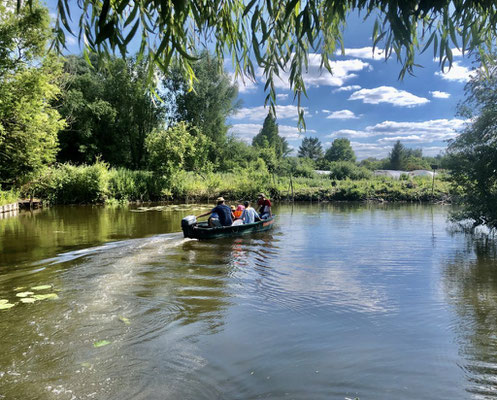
0, 203, 496, 399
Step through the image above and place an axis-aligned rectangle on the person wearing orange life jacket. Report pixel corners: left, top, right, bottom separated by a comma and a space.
232, 204, 245, 226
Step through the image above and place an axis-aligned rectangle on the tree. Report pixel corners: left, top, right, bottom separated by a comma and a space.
47, 0, 497, 126
145, 122, 211, 178
388, 140, 406, 170
298, 137, 323, 161
0, 1, 65, 185
56, 55, 165, 169
165, 53, 240, 163
252, 112, 288, 158
325, 138, 356, 163
447, 61, 497, 230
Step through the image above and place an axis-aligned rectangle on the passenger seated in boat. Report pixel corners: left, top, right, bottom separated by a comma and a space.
257, 193, 272, 219
208, 212, 222, 228
196, 197, 234, 227
242, 201, 261, 224
231, 204, 245, 226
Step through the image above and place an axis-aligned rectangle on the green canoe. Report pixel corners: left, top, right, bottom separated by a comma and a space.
181, 215, 275, 239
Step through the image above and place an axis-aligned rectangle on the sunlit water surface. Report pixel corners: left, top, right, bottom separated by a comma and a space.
1, 203, 497, 399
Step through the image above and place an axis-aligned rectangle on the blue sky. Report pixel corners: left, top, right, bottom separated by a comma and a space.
46, 3, 474, 160
227, 13, 474, 159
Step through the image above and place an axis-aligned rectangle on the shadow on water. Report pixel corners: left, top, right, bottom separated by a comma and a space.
442, 235, 497, 398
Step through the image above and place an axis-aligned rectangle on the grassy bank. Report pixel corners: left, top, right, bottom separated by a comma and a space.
22, 162, 453, 205
0, 189, 18, 206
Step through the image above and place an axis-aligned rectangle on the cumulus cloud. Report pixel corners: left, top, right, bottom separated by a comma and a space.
230, 73, 258, 93
333, 85, 362, 93
339, 47, 385, 60
348, 86, 430, 107
328, 118, 467, 145
232, 105, 306, 122
229, 123, 313, 142
350, 141, 393, 159
430, 90, 451, 99
276, 93, 289, 100
326, 109, 359, 120
435, 62, 473, 83
272, 54, 370, 89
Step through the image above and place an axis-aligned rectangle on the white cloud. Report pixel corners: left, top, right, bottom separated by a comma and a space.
271, 54, 370, 89
333, 85, 361, 93
366, 118, 467, 139
328, 129, 371, 138
340, 47, 385, 60
326, 109, 359, 120
350, 141, 393, 159
232, 105, 306, 122
228, 124, 261, 142
276, 93, 289, 100
322, 109, 331, 114
435, 62, 473, 83
348, 86, 430, 107
430, 90, 451, 99
229, 123, 312, 142
327, 118, 468, 143
230, 73, 258, 93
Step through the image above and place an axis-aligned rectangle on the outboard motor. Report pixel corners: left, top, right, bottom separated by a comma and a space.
181, 215, 197, 238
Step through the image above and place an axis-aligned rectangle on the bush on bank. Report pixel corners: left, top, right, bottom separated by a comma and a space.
0, 189, 19, 206
22, 162, 452, 205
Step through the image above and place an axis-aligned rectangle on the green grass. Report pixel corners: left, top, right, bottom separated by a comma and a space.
0, 189, 19, 206
23, 163, 452, 205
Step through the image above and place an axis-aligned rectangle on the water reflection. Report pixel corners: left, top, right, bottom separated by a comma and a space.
443, 237, 497, 398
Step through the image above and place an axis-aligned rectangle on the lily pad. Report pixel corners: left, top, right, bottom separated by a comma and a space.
0, 303, 16, 310
93, 340, 111, 348
14, 287, 26, 291
31, 285, 52, 291
80, 362, 92, 368
118, 316, 130, 325
33, 293, 59, 300
16, 291, 34, 298
20, 297, 37, 304
0, 299, 9, 305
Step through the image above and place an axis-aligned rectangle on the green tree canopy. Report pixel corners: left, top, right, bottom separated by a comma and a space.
298, 137, 323, 161
46, 0, 497, 125
56, 55, 165, 169
388, 140, 406, 170
447, 61, 497, 230
252, 112, 289, 159
0, 1, 65, 185
164, 52, 240, 163
325, 138, 356, 163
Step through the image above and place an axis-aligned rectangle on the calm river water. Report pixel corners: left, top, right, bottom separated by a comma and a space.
1, 203, 497, 399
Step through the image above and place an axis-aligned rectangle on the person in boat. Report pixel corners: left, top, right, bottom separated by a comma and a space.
241, 201, 261, 224
257, 193, 272, 219
197, 197, 234, 227
232, 204, 246, 226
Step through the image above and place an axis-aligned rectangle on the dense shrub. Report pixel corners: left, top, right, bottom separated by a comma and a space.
0, 189, 19, 206
328, 161, 372, 180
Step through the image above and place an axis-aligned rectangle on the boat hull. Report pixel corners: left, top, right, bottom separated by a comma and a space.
182, 216, 275, 239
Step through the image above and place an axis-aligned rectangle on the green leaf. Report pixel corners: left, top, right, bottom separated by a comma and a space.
0, 299, 9, 305
0, 303, 16, 310
16, 291, 34, 298
94, 340, 111, 348
119, 316, 131, 325
31, 285, 52, 291
33, 293, 59, 300
20, 298, 37, 304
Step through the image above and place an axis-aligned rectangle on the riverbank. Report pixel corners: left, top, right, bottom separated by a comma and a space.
18, 163, 453, 205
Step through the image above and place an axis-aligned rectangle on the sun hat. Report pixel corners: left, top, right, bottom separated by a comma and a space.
216, 196, 225, 202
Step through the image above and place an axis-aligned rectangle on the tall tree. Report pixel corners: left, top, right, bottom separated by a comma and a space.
298, 137, 323, 161
0, 1, 65, 185
56, 55, 165, 168
48, 1, 497, 127
447, 61, 497, 230
165, 52, 240, 163
388, 140, 407, 170
252, 112, 288, 158
325, 138, 356, 163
